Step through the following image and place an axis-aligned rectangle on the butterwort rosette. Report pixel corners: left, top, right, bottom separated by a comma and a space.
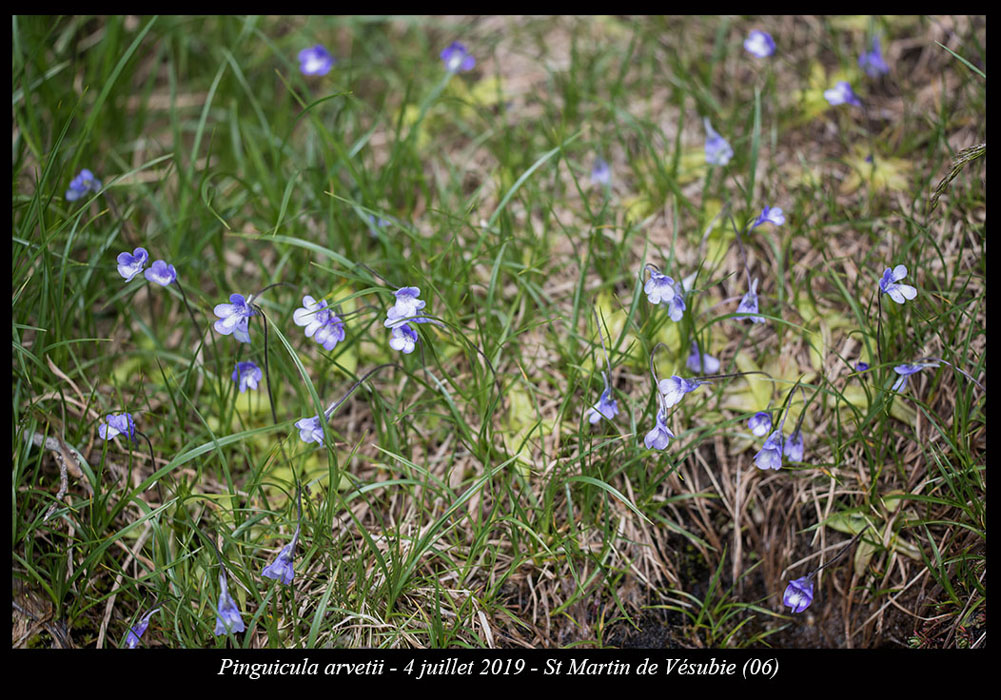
783, 576, 815, 613
125, 606, 161, 649
144, 260, 177, 286
298, 45, 334, 76
878, 265, 917, 305
703, 118, 734, 166
824, 81, 862, 107
232, 361, 263, 393
99, 412, 136, 442
440, 41, 475, 73
687, 342, 721, 375
117, 248, 149, 282
213, 293, 256, 344
214, 572, 245, 636
754, 429, 784, 470
744, 30, 775, 58
65, 168, 102, 201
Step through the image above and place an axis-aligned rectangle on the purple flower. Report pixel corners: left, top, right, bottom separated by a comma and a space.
125, 606, 161, 649
666, 281, 686, 322
824, 81, 862, 107
144, 260, 176, 286
65, 168, 102, 201
892, 361, 938, 393
232, 361, 262, 393
389, 323, 419, 354
784, 429, 805, 463
262, 527, 300, 585
99, 412, 136, 442
293, 295, 345, 351
737, 278, 765, 323
295, 415, 325, 445
783, 576, 814, 613
367, 214, 391, 237
703, 118, 734, 166
213, 293, 256, 344
751, 205, 785, 228
748, 411, 772, 437
116, 247, 149, 282
644, 269, 677, 306
744, 30, 775, 58
859, 37, 890, 78
878, 265, 917, 305
754, 429, 784, 470
298, 45, 334, 76
687, 342, 721, 375
855, 361, 870, 372
658, 376, 704, 408
591, 158, 611, 187
214, 573, 245, 636
587, 387, 619, 425
385, 287, 428, 329
441, 42, 475, 73
644, 409, 674, 450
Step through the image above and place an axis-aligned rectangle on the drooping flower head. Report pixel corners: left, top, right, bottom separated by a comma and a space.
748, 411, 772, 437
441, 42, 475, 73
99, 412, 136, 442
295, 415, 325, 445
751, 205, 785, 229
784, 429, 805, 463
703, 118, 734, 166
125, 606, 161, 649
687, 342, 721, 375
116, 247, 149, 282
213, 293, 256, 344
65, 168, 102, 201
878, 265, 917, 305
262, 526, 300, 586
754, 428, 784, 470
313, 315, 346, 351
859, 37, 890, 78
666, 280, 686, 322
783, 575, 815, 613
590, 158, 611, 187
892, 361, 939, 393
737, 278, 765, 323
214, 572, 245, 636
644, 407, 674, 451
298, 45, 334, 76
658, 376, 705, 409
385, 287, 428, 329
587, 382, 619, 425
744, 30, 776, 58
824, 81, 862, 107
855, 361, 870, 372
389, 323, 419, 354
643, 267, 677, 306
144, 260, 176, 287
232, 361, 263, 393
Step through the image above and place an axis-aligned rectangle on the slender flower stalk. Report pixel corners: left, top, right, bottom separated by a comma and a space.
587, 308, 619, 424
262, 482, 303, 585
125, 604, 162, 649
295, 363, 402, 445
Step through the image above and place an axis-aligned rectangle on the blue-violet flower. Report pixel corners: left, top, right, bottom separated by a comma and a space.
784, 429, 805, 463
441, 42, 475, 73
117, 247, 149, 282
213, 293, 256, 344
744, 30, 776, 58
878, 265, 917, 305
232, 361, 263, 393
687, 342, 721, 375
859, 37, 890, 78
752, 205, 785, 228
214, 573, 245, 636
892, 361, 938, 393
658, 376, 704, 408
99, 413, 136, 442
783, 576, 814, 613
824, 81, 862, 107
704, 118, 734, 166
644, 269, 676, 306
298, 45, 334, 76
389, 323, 419, 354
262, 526, 300, 585
385, 287, 428, 329
65, 169, 102, 201
644, 409, 674, 450
591, 158, 611, 187
587, 387, 619, 425
737, 278, 765, 323
144, 260, 176, 286
125, 606, 161, 649
748, 411, 772, 437
754, 429, 784, 470
295, 415, 325, 445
